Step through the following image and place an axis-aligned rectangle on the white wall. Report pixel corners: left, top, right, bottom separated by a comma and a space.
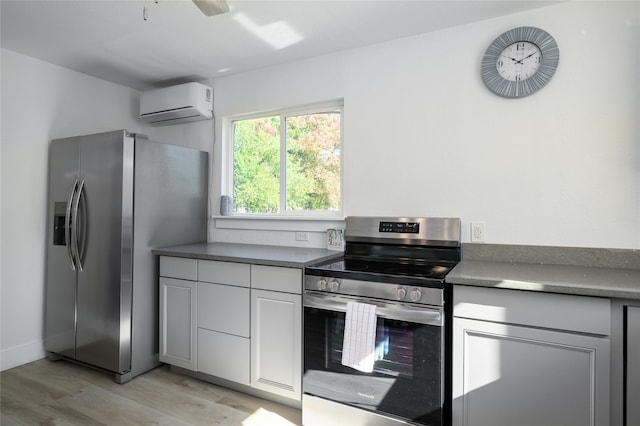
210, 1, 640, 249
0, 49, 212, 371
0, 49, 141, 370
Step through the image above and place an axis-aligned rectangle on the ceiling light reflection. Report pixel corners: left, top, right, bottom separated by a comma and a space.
233, 12, 303, 50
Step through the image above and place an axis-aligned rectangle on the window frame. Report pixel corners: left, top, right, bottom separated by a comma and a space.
224, 100, 344, 218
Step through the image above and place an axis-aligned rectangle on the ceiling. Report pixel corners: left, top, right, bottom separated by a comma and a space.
1, 0, 561, 91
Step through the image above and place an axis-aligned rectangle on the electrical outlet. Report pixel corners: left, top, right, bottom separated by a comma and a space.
471, 222, 485, 243
295, 231, 310, 242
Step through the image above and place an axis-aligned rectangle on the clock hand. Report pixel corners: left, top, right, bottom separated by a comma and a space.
515, 51, 538, 64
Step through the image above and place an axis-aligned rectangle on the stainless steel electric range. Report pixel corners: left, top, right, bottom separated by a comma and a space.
303, 216, 461, 426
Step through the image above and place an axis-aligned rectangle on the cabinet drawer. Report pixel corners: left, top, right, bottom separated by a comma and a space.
454, 286, 610, 336
197, 282, 249, 337
160, 256, 197, 281
198, 328, 249, 385
198, 260, 250, 287
251, 265, 302, 294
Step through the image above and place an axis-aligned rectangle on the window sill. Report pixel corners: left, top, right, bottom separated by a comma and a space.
212, 214, 345, 221
212, 215, 345, 232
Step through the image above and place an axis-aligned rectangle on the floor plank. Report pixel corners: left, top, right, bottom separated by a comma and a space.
1, 359, 302, 425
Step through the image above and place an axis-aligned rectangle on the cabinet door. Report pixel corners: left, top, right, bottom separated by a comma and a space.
159, 277, 197, 370
627, 306, 640, 426
453, 318, 610, 426
251, 289, 301, 400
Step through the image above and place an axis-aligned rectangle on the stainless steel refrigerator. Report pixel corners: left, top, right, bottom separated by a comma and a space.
45, 129, 208, 383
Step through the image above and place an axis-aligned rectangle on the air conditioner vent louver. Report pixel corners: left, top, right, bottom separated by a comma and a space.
139, 83, 213, 126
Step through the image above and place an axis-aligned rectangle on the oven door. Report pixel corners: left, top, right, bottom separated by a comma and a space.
303, 291, 444, 426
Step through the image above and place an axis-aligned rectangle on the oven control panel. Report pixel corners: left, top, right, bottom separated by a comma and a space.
345, 217, 461, 246
304, 275, 444, 306
379, 221, 420, 234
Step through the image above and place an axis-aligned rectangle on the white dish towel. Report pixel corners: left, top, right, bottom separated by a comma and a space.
341, 301, 377, 373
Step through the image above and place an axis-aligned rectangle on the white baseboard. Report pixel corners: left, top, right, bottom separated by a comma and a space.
1, 339, 46, 371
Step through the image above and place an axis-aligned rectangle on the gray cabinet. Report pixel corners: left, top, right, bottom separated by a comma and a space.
453, 286, 611, 426
159, 257, 198, 371
627, 306, 640, 425
250, 264, 302, 400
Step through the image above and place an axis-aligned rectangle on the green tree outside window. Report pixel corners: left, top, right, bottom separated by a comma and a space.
232, 107, 341, 215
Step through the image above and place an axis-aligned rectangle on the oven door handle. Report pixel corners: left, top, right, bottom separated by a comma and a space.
304, 291, 443, 326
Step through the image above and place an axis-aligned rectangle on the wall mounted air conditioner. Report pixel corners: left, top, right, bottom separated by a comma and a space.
139, 82, 213, 126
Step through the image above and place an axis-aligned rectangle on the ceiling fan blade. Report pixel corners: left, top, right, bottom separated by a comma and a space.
192, 0, 230, 16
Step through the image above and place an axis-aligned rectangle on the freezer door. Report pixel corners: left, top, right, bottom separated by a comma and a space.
45, 137, 80, 358
75, 130, 133, 373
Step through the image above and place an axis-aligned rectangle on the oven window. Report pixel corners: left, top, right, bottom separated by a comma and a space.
304, 306, 443, 425
328, 317, 414, 378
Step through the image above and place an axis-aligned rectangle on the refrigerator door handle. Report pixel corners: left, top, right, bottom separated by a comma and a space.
65, 179, 78, 271
71, 179, 85, 272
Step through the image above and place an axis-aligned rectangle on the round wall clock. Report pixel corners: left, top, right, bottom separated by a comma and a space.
481, 26, 559, 98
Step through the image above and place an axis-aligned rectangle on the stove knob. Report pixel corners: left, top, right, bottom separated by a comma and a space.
410, 288, 422, 302
317, 279, 328, 291
329, 279, 341, 292
396, 287, 407, 300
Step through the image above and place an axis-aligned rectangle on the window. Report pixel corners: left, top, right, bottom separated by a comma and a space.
229, 102, 342, 216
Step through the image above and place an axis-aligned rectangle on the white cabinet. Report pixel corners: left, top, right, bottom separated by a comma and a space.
198, 327, 250, 384
196, 260, 251, 384
250, 265, 303, 401
158, 256, 303, 402
251, 288, 302, 400
453, 286, 611, 426
197, 282, 249, 337
159, 257, 198, 371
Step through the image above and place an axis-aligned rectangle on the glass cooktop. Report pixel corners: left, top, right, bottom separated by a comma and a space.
307, 258, 453, 281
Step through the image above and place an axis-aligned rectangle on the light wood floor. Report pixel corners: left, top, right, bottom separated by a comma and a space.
1, 359, 301, 425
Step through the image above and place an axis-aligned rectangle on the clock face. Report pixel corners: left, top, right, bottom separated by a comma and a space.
497, 41, 542, 82
481, 27, 559, 98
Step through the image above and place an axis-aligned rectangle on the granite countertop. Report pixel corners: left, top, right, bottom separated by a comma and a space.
447, 244, 640, 300
152, 242, 343, 268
